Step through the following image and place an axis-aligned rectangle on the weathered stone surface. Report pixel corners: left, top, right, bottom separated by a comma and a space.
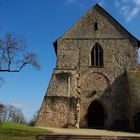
36, 4, 140, 131
36, 96, 78, 128
127, 70, 140, 131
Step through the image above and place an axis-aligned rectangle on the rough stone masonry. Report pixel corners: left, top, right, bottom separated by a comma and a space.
36, 4, 140, 131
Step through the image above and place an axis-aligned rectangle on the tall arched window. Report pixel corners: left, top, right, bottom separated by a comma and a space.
91, 43, 103, 67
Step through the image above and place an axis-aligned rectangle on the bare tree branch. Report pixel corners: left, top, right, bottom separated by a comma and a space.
0, 103, 5, 122
0, 33, 40, 73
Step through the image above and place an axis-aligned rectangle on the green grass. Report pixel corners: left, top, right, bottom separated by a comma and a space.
0, 122, 51, 140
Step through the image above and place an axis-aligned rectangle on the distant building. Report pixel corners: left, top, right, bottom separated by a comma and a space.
36, 4, 140, 131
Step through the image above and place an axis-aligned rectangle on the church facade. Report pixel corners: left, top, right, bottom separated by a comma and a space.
36, 4, 140, 131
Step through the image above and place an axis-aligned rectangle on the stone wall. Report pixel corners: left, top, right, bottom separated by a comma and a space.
54, 4, 139, 129
36, 4, 139, 130
79, 72, 130, 130
56, 33, 137, 130
127, 70, 140, 131
36, 96, 78, 128
46, 69, 78, 97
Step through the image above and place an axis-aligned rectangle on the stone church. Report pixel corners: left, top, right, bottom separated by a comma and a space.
36, 4, 140, 131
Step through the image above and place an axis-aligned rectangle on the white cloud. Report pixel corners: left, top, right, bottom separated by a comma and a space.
98, 0, 105, 6
65, 0, 140, 22
114, 0, 140, 22
132, 0, 140, 6
126, 6, 140, 21
120, 6, 129, 15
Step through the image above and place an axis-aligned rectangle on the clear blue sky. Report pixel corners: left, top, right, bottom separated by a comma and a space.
0, 0, 140, 121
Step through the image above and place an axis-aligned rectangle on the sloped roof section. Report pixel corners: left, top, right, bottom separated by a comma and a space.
53, 4, 140, 54
94, 4, 140, 45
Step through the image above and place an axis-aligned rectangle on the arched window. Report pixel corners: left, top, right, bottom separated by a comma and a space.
91, 43, 103, 67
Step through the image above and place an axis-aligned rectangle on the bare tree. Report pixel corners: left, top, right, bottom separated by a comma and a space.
1, 104, 26, 124
0, 33, 40, 73
3, 105, 14, 122
0, 103, 4, 122
10, 107, 25, 124
0, 34, 39, 123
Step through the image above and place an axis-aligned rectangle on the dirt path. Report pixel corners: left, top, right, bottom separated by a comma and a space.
38, 127, 140, 137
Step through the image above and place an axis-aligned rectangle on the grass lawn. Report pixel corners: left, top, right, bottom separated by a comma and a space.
0, 122, 51, 140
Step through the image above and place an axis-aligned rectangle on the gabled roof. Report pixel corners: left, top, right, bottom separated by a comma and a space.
53, 4, 140, 55
94, 4, 140, 45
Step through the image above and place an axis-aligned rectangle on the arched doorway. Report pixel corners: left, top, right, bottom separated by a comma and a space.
87, 101, 104, 128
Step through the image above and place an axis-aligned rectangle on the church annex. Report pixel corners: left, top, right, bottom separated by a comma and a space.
36, 4, 140, 131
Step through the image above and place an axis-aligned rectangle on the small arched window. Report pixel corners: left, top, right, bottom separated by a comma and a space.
91, 43, 103, 67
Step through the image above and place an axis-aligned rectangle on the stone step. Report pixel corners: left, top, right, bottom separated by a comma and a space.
36, 134, 140, 140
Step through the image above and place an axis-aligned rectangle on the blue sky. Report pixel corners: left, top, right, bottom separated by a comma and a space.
0, 0, 140, 121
